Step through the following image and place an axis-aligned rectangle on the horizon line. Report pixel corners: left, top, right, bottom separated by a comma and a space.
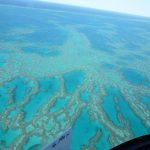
0, 0, 150, 19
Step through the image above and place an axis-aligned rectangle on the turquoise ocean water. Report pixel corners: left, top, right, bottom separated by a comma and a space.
0, 3, 150, 150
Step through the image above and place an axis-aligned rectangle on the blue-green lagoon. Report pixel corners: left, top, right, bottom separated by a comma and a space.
0, 2, 150, 150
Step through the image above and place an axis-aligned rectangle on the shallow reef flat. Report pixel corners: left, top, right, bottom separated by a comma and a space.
0, 3, 150, 150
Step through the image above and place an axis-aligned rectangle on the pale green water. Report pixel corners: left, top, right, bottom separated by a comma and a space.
0, 3, 150, 150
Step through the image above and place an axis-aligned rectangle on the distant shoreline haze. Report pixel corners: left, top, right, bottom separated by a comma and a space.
0, 0, 149, 20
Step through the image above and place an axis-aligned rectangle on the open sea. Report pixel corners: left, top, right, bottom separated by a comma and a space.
0, 1, 150, 150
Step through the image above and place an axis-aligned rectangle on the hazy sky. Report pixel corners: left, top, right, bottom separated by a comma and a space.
40, 0, 150, 17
